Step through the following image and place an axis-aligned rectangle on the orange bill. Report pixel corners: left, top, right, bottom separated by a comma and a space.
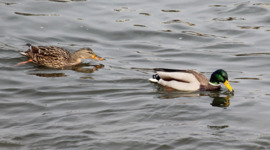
92, 54, 104, 61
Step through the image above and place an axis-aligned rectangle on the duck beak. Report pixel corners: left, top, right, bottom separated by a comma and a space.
91, 54, 104, 61
224, 80, 233, 92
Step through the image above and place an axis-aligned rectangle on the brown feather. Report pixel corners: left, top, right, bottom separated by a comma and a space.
25, 46, 72, 68
21, 45, 102, 68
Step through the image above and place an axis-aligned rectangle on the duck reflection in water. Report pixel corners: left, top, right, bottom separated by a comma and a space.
153, 85, 233, 108
30, 64, 104, 77
210, 94, 232, 108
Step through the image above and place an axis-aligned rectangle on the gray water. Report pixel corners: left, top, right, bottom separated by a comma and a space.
1, 0, 270, 149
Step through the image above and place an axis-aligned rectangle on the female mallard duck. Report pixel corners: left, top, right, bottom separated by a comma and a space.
17, 44, 104, 68
149, 68, 233, 92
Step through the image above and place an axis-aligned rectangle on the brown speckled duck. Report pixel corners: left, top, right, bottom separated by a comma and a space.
17, 44, 104, 68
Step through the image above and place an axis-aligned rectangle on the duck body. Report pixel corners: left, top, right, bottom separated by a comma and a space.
19, 44, 103, 68
149, 68, 233, 92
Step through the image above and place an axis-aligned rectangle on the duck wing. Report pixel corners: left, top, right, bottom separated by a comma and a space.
154, 68, 189, 73
153, 68, 212, 91
154, 68, 199, 82
152, 68, 198, 91
152, 68, 221, 91
25, 45, 72, 68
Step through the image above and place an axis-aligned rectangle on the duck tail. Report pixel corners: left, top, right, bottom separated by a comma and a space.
20, 51, 28, 56
149, 74, 160, 83
19, 43, 32, 56
26, 43, 32, 47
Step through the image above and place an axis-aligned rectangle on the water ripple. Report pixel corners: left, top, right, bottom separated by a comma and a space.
1, 0, 270, 149
14, 12, 60, 16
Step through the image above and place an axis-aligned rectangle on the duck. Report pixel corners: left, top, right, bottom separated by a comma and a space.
149, 68, 233, 92
17, 44, 104, 68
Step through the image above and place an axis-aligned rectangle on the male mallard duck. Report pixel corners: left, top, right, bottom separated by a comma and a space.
149, 68, 233, 92
17, 44, 104, 68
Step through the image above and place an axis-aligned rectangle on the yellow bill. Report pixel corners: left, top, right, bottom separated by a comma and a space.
224, 80, 233, 92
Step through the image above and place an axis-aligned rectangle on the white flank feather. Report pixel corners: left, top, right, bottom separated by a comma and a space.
156, 71, 200, 91
149, 78, 158, 83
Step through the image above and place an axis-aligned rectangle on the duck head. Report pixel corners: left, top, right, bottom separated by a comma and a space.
72, 48, 104, 63
210, 69, 233, 92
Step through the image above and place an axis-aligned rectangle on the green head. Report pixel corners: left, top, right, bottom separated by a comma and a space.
210, 69, 233, 92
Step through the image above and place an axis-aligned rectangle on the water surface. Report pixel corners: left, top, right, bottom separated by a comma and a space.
1, 0, 270, 149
